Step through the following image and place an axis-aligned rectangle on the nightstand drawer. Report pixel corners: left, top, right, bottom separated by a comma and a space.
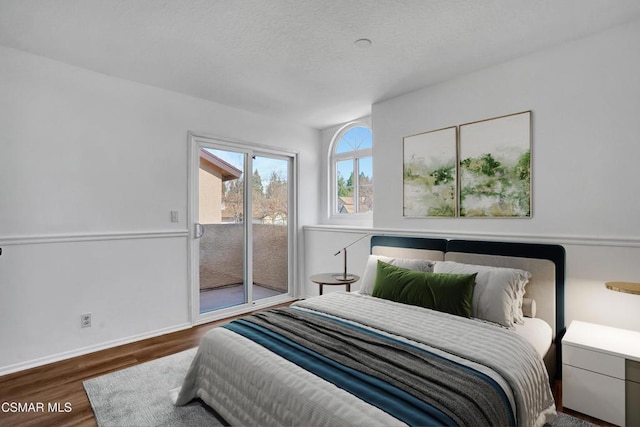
629, 360, 640, 427
564, 344, 625, 379
563, 364, 625, 426
628, 359, 640, 382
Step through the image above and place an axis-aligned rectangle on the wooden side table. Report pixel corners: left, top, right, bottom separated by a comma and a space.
310, 273, 360, 296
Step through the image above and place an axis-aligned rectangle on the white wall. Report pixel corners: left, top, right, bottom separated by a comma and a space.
370, 19, 640, 333
0, 46, 320, 374
305, 20, 640, 333
373, 20, 640, 238
303, 227, 371, 297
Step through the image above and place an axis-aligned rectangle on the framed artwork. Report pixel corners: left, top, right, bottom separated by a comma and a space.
403, 126, 457, 217
459, 111, 531, 217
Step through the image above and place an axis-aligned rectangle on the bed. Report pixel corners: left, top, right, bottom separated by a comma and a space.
172, 236, 566, 426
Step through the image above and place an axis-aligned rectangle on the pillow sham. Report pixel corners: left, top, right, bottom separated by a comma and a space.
372, 261, 476, 318
513, 286, 528, 324
433, 260, 531, 328
359, 255, 435, 295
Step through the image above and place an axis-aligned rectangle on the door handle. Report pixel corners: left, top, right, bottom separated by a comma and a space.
194, 223, 205, 239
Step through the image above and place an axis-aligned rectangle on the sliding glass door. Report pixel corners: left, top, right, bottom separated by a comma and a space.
189, 135, 295, 321
251, 155, 290, 304
197, 146, 247, 312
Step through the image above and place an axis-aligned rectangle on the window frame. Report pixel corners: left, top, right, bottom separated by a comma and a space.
329, 121, 373, 219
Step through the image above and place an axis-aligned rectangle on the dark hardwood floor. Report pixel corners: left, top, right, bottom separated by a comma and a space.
0, 305, 613, 427
0, 306, 275, 427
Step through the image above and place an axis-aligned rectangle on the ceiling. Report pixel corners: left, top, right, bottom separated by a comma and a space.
2, 0, 640, 130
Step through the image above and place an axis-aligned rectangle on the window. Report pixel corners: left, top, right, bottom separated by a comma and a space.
330, 123, 373, 216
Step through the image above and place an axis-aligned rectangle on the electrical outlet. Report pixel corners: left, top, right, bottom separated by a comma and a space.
170, 210, 179, 222
81, 313, 91, 328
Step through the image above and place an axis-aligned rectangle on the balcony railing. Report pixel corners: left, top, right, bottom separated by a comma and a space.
199, 223, 288, 306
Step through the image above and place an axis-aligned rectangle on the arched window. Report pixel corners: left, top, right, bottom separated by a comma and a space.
330, 123, 373, 216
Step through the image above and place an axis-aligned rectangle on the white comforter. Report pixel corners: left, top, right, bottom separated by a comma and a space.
173, 292, 556, 426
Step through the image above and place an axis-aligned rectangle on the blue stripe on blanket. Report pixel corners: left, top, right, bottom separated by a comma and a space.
225, 319, 456, 427
296, 308, 515, 425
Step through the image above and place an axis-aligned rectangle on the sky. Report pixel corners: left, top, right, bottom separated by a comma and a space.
204, 148, 288, 185
336, 126, 373, 181
337, 157, 373, 182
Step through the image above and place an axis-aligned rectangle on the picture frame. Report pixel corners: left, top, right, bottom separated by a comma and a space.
403, 126, 457, 217
458, 111, 531, 218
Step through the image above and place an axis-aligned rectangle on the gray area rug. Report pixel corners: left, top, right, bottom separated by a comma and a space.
84, 347, 595, 427
84, 348, 224, 426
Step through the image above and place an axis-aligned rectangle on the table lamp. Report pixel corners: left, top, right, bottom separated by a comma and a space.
333, 234, 370, 281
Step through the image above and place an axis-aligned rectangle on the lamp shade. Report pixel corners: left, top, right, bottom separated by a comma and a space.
605, 281, 640, 295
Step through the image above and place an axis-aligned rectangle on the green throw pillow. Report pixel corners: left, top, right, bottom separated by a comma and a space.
372, 261, 476, 317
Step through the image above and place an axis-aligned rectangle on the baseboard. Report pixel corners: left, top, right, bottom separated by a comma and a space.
0, 322, 192, 377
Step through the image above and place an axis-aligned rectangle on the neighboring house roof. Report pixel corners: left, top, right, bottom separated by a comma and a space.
200, 149, 242, 181
337, 196, 370, 214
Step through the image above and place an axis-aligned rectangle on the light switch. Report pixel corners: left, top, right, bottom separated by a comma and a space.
170, 211, 179, 222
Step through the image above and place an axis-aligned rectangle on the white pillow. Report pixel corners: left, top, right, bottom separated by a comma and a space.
433, 261, 531, 328
359, 255, 435, 295
513, 283, 529, 325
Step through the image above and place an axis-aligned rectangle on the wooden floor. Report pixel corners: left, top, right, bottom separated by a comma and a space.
0, 305, 612, 427
0, 307, 265, 427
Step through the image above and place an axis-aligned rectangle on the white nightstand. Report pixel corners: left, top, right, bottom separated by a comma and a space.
562, 320, 640, 426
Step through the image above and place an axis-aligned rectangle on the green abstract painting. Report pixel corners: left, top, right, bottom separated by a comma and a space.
459, 111, 531, 217
403, 126, 457, 217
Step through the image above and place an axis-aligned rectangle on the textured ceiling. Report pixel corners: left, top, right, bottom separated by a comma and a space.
2, 0, 640, 129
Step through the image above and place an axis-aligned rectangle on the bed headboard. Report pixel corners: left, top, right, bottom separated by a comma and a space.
370, 235, 566, 379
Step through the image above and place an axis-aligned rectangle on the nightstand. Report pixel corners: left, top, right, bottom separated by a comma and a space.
562, 320, 640, 426
310, 273, 359, 296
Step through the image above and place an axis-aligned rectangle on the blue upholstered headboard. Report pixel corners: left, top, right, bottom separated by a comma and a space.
370, 235, 566, 379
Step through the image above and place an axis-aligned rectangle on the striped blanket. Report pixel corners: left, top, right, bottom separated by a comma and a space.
173, 292, 556, 426
226, 308, 514, 426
